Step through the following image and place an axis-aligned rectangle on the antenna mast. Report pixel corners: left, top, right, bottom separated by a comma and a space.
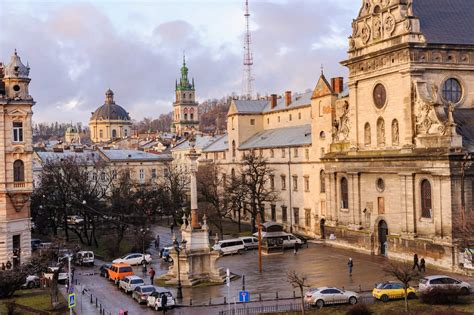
243, 0, 254, 100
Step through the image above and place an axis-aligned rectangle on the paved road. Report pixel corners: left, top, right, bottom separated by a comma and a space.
70, 225, 474, 315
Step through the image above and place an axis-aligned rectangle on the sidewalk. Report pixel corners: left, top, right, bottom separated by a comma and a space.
60, 284, 101, 315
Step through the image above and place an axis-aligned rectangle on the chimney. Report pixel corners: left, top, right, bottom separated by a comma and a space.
331, 77, 344, 94
271, 94, 277, 109
285, 91, 292, 107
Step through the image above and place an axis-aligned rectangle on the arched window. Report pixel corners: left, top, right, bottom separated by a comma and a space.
421, 180, 432, 218
112, 129, 117, 138
341, 177, 349, 209
124, 129, 128, 137
364, 123, 371, 146
13, 160, 24, 182
442, 78, 462, 104
232, 140, 236, 158
320, 170, 326, 193
391, 119, 399, 146
231, 168, 236, 182
377, 117, 385, 147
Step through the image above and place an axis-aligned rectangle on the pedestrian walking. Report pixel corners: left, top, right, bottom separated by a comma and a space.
149, 267, 156, 285
155, 235, 160, 249
348, 258, 354, 276
160, 248, 164, 258
1, 263, 5, 270
413, 253, 420, 271
5, 261, 12, 270
293, 243, 298, 255
161, 293, 168, 314
170, 223, 174, 234
420, 258, 426, 272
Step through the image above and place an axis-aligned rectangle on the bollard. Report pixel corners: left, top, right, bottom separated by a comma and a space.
189, 299, 192, 306
276, 292, 279, 299
99, 304, 102, 313
224, 296, 227, 304
90, 294, 93, 303
293, 291, 296, 298
259, 293, 262, 301
95, 297, 98, 307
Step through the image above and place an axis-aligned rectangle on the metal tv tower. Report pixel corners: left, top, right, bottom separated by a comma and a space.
243, 0, 254, 100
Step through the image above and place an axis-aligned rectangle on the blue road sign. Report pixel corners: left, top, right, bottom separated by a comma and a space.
68, 293, 76, 309
239, 290, 249, 303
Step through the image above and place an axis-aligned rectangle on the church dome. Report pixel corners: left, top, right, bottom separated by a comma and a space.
4, 49, 30, 79
91, 89, 130, 121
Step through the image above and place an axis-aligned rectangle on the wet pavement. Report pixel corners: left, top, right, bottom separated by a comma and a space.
70, 225, 474, 315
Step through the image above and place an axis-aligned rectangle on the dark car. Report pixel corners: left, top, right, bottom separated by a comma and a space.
31, 239, 42, 251
99, 263, 112, 278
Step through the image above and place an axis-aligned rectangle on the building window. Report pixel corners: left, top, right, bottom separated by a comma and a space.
364, 123, 371, 146
231, 168, 236, 181
99, 130, 103, 139
112, 169, 117, 180
294, 148, 298, 158
421, 179, 432, 218
270, 175, 275, 190
190, 113, 194, 120
293, 176, 298, 191
100, 171, 106, 181
223, 151, 226, 159
124, 129, 128, 137
281, 175, 286, 190
270, 149, 274, 158
151, 169, 157, 179
298, 112, 302, 120
139, 169, 145, 181
304, 176, 310, 192
267, 118, 270, 124
282, 206, 288, 222
281, 149, 286, 158
232, 140, 236, 158
112, 129, 117, 138
271, 205, 276, 221
184, 113, 188, 120
442, 78, 462, 104
13, 160, 24, 182
305, 209, 311, 227
320, 170, 326, 193
341, 177, 349, 209
278, 116, 281, 123
259, 149, 263, 157
250, 119, 255, 125
289, 114, 292, 121
305, 149, 309, 160
92, 172, 97, 181
293, 207, 299, 225
13, 122, 23, 142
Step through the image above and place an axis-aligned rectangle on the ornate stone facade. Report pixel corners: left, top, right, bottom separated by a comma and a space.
0, 50, 34, 266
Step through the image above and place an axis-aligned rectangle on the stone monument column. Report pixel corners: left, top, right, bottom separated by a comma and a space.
187, 139, 201, 229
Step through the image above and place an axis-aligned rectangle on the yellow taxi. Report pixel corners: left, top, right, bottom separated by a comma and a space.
372, 282, 417, 302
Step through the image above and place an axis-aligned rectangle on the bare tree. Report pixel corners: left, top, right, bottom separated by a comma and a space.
287, 270, 309, 315
158, 162, 190, 223
383, 262, 419, 312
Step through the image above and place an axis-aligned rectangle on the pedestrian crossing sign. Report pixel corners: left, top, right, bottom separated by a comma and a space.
68, 293, 76, 309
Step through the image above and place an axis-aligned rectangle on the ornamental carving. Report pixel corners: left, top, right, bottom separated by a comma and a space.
332, 102, 350, 142
7, 192, 29, 212
361, 23, 371, 43
384, 14, 396, 35
373, 17, 382, 40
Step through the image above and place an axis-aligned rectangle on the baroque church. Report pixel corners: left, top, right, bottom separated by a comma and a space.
181, 0, 474, 271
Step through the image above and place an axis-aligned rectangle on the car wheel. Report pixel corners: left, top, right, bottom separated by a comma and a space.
460, 287, 469, 295
381, 294, 389, 303
27, 281, 35, 289
315, 299, 324, 308
349, 296, 357, 305
237, 249, 243, 255
407, 292, 416, 299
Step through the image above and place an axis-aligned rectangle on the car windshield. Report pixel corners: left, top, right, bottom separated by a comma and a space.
162, 292, 172, 297
376, 283, 386, 289
142, 287, 155, 293
119, 267, 133, 273
131, 279, 144, 284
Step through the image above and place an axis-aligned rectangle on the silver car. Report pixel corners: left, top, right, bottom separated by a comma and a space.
419, 275, 471, 295
119, 276, 145, 294
304, 287, 359, 308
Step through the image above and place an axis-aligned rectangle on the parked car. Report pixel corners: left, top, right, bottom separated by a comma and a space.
21, 275, 40, 289
99, 263, 112, 278
304, 287, 359, 308
372, 282, 416, 302
107, 263, 134, 284
112, 253, 152, 266
31, 239, 42, 251
161, 247, 173, 263
132, 285, 156, 304
419, 275, 472, 295
239, 237, 259, 250
119, 276, 145, 294
282, 234, 303, 249
43, 267, 68, 284
74, 251, 94, 266
147, 288, 175, 311
212, 239, 245, 255
67, 215, 84, 225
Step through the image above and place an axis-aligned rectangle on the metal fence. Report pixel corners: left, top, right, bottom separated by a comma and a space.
218, 302, 308, 315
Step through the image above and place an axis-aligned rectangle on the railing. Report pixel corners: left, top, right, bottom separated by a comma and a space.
219, 302, 308, 315
13, 182, 26, 188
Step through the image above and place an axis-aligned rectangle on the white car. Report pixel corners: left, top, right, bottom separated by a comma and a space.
113, 253, 152, 266
212, 239, 245, 255
74, 251, 94, 266
22, 275, 40, 289
119, 276, 145, 293
43, 267, 68, 284
67, 215, 84, 225
282, 234, 303, 249
239, 237, 259, 250
146, 288, 175, 311
419, 275, 472, 295
304, 287, 359, 308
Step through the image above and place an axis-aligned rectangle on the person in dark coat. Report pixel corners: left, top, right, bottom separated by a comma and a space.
155, 235, 160, 249
413, 253, 420, 271
348, 258, 354, 276
420, 258, 426, 272
1, 263, 5, 270
5, 261, 12, 270
161, 293, 168, 314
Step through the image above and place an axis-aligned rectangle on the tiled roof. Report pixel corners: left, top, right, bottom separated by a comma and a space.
239, 125, 312, 150
414, 0, 474, 45
202, 134, 228, 152
100, 149, 171, 161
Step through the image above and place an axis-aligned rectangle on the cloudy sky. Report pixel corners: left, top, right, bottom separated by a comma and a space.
0, 0, 360, 124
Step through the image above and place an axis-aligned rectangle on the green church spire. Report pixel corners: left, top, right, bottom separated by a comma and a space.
176, 53, 194, 91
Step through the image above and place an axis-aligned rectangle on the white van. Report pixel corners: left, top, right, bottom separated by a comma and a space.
212, 239, 245, 255
75, 251, 95, 266
239, 237, 259, 250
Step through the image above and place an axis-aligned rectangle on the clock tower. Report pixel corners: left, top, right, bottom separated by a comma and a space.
171, 55, 199, 137
0, 50, 34, 267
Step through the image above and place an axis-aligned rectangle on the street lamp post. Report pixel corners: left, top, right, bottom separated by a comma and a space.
140, 227, 150, 272
173, 235, 186, 299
